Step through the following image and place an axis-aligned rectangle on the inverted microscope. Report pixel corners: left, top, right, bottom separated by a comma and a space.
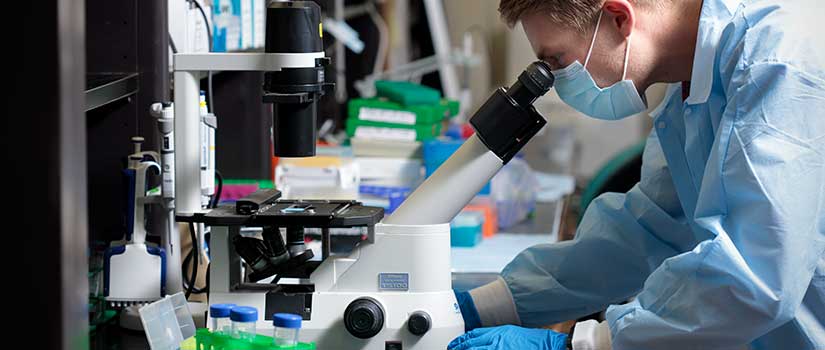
175, 2, 556, 349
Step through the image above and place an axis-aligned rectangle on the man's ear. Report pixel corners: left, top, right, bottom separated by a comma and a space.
603, 0, 635, 38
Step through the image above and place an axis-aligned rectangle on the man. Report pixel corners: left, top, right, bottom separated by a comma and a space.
449, 0, 825, 349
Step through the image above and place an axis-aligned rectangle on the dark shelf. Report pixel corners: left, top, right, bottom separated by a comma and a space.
85, 73, 139, 111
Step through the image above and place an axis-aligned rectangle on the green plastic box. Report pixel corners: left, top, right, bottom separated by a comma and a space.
375, 80, 441, 106
194, 328, 316, 350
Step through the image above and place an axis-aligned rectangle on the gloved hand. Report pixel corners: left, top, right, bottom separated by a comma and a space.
454, 290, 482, 331
447, 325, 568, 350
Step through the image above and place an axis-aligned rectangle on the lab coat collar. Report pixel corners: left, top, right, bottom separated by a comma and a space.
685, 0, 742, 105
649, 83, 682, 119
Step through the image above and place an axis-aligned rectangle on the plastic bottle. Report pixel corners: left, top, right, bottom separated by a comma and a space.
230, 306, 258, 341
272, 313, 302, 347
209, 304, 235, 335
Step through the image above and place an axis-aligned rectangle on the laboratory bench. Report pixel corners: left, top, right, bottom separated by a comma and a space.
452, 230, 558, 292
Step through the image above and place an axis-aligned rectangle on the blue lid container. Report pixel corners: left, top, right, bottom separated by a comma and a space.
273, 313, 303, 329
210, 303, 236, 318
230, 306, 258, 322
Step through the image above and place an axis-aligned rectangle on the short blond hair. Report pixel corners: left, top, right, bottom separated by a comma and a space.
499, 0, 659, 32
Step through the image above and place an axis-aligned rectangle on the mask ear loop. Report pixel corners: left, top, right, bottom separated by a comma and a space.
583, 11, 604, 68
622, 32, 633, 80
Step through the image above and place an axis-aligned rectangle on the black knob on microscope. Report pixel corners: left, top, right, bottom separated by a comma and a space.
407, 311, 431, 336
344, 298, 384, 339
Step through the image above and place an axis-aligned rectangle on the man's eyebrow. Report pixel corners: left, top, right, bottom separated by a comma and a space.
536, 49, 558, 64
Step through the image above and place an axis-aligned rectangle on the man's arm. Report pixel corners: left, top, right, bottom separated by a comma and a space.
468, 125, 697, 328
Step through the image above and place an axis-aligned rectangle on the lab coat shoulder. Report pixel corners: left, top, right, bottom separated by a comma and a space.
714, 0, 825, 150
705, 0, 825, 211
718, 0, 825, 89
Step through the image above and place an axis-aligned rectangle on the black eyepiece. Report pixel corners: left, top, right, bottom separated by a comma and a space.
523, 61, 554, 94
506, 61, 555, 107
468, 61, 554, 163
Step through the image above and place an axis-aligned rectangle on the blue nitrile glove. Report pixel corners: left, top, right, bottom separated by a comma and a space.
454, 290, 482, 331
448, 325, 568, 350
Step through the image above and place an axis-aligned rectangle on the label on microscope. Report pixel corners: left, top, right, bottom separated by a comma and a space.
378, 273, 410, 291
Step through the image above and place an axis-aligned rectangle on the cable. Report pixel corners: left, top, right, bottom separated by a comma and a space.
186, 222, 200, 299
208, 73, 214, 113
204, 262, 210, 295
210, 170, 224, 208
169, 33, 179, 54
182, 223, 212, 294
190, 0, 212, 51
182, 250, 208, 294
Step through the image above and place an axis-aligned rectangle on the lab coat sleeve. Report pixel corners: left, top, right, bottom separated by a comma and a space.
501, 128, 698, 327
606, 63, 825, 349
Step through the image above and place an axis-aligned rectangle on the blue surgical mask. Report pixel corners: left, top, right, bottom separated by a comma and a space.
552, 12, 647, 120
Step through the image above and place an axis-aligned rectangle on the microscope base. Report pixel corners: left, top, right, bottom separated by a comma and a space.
210, 291, 463, 349
209, 223, 464, 349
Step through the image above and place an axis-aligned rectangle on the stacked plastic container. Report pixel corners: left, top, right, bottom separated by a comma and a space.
358, 185, 410, 214
346, 81, 459, 142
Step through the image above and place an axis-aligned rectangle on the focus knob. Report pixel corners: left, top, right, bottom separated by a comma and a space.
344, 298, 384, 339
407, 311, 431, 336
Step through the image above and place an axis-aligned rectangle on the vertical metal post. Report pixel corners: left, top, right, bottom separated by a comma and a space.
334, 0, 347, 103
210, 226, 232, 293
423, 0, 460, 100
174, 70, 203, 215
322, 228, 331, 259
171, 69, 201, 294
59, 0, 89, 346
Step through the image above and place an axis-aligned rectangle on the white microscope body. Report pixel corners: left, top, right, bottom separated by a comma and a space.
169, 2, 555, 349
210, 221, 463, 349
173, 11, 555, 343
207, 57, 553, 347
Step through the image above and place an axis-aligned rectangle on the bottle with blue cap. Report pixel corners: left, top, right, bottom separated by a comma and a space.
230, 306, 258, 341
272, 313, 302, 347
209, 303, 236, 335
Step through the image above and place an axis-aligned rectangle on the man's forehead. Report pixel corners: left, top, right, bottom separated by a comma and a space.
522, 20, 561, 57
